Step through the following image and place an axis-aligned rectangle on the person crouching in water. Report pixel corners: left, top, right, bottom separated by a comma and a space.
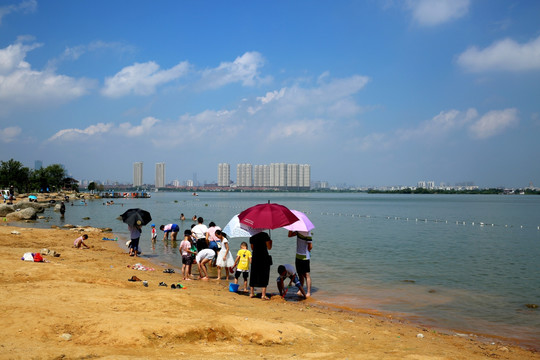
277, 264, 306, 299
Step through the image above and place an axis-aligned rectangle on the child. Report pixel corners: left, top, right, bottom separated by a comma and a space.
215, 230, 235, 280
179, 229, 196, 280
196, 248, 215, 280
73, 234, 89, 249
277, 264, 306, 299
151, 224, 157, 243
233, 241, 252, 292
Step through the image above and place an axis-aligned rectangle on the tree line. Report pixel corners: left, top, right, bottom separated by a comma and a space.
0, 159, 78, 194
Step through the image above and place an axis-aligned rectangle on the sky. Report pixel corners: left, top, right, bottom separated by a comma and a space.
0, 0, 539, 188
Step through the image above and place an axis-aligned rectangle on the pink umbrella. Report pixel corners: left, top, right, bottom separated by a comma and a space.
283, 210, 314, 233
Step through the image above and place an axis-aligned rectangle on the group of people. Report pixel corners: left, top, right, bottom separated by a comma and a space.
125, 215, 313, 300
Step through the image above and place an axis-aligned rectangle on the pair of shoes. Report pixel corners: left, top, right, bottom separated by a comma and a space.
171, 283, 183, 289
128, 276, 141, 282
163, 269, 175, 273
159, 282, 167, 286
262, 295, 271, 300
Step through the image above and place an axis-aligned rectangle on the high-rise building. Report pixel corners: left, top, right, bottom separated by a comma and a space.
155, 162, 165, 188
34, 160, 42, 170
133, 162, 143, 187
236, 163, 253, 187
300, 164, 311, 188
218, 163, 230, 187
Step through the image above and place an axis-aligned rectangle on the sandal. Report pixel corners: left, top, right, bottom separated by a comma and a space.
262, 296, 270, 300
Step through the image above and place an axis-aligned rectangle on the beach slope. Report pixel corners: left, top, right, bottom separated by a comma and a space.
0, 225, 538, 359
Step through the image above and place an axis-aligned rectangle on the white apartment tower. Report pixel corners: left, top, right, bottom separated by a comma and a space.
236, 163, 253, 187
133, 162, 143, 187
155, 162, 165, 188
218, 163, 231, 187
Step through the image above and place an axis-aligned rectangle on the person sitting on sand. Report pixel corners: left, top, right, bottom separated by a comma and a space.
73, 234, 90, 249
160, 223, 179, 241
277, 264, 306, 299
196, 248, 215, 280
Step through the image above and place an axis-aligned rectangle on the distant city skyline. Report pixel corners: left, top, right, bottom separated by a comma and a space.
2, 2, 539, 188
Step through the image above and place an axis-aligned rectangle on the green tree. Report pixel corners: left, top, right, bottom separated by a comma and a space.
0, 159, 31, 192
88, 182, 96, 192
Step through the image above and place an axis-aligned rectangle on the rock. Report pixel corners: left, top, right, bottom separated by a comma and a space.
11, 231, 21, 235
416, 333, 424, 339
82, 217, 90, 220
63, 224, 76, 228
60, 333, 72, 341
525, 303, 538, 309
15, 201, 45, 213
0, 204, 14, 217
101, 227, 113, 232
6, 208, 37, 221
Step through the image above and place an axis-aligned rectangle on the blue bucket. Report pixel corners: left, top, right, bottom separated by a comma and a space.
229, 283, 239, 292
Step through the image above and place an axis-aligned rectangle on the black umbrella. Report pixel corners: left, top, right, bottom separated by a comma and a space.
120, 208, 152, 226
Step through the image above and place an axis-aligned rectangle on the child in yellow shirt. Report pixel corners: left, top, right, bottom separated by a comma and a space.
233, 242, 252, 292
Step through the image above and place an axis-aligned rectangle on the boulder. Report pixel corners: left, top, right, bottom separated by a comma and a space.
6, 208, 37, 221
0, 204, 14, 217
15, 201, 45, 213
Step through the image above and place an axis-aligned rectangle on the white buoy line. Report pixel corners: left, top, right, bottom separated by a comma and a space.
173, 199, 538, 231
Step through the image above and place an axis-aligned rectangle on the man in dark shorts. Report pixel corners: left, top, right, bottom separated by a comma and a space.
288, 230, 313, 297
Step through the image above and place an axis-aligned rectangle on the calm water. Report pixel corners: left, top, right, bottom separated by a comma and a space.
25, 192, 540, 347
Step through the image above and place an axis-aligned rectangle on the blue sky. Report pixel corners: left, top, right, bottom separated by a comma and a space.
1, 0, 539, 187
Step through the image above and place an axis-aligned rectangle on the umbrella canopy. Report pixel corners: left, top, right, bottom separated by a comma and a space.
120, 208, 152, 226
238, 203, 299, 230
284, 210, 315, 233
222, 214, 262, 238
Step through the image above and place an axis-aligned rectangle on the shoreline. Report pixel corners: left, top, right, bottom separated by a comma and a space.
1, 223, 539, 359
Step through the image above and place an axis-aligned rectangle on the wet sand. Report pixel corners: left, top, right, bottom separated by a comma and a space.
0, 224, 538, 359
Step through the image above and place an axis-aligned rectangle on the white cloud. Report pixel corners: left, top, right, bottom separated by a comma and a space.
0, 126, 21, 142
268, 119, 328, 141
199, 51, 268, 90
457, 35, 540, 72
398, 108, 477, 140
468, 108, 518, 139
407, 0, 469, 26
118, 116, 159, 137
0, 41, 94, 111
0, 0, 36, 25
48, 122, 113, 142
101, 61, 190, 97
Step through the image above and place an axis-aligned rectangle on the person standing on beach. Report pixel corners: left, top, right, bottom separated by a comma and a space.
233, 241, 252, 292
288, 230, 313, 297
249, 231, 273, 300
215, 230, 234, 280
179, 230, 195, 280
160, 223, 179, 241
128, 221, 142, 257
192, 217, 208, 252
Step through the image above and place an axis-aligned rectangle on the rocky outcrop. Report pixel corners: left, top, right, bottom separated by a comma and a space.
15, 201, 45, 213
0, 204, 14, 217
6, 208, 37, 221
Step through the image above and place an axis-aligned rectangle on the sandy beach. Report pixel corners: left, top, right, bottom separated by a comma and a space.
0, 223, 538, 360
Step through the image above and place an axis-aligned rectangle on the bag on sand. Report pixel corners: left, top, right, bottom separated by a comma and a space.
33, 253, 44, 262
22, 252, 34, 261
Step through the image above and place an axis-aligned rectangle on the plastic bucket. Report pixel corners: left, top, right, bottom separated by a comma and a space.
229, 283, 239, 292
